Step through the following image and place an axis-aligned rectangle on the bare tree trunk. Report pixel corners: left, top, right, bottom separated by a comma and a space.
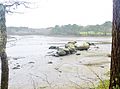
0, 4, 9, 89
109, 0, 120, 89
0, 52, 8, 89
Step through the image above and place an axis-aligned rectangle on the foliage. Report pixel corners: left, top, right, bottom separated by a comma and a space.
6, 21, 112, 36
96, 80, 109, 89
51, 21, 112, 36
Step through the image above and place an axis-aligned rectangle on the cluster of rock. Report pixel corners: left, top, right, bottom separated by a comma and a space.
49, 41, 94, 57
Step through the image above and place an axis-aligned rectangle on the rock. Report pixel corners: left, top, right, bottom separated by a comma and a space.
12, 65, 21, 69
69, 47, 76, 54
65, 42, 77, 54
49, 46, 59, 49
100, 66, 105, 68
54, 68, 59, 70
63, 48, 70, 55
94, 46, 99, 49
57, 48, 67, 56
76, 53, 81, 55
75, 42, 90, 51
54, 68, 62, 73
67, 41, 77, 44
12, 67, 20, 69
17, 65, 20, 67
107, 54, 111, 57
13, 58, 18, 60
28, 62, 35, 64
87, 42, 95, 46
49, 41, 93, 57
48, 61, 53, 64
65, 42, 76, 48
54, 54, 60, 57
76, 46, 89, 51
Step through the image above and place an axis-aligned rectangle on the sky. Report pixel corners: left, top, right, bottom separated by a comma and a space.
5, 0, 112, 28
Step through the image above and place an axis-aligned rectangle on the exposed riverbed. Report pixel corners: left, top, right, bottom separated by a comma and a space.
6, 35, 111, 89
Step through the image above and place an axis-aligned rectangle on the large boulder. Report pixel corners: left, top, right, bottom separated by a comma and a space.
75, 42, 90, 51
49, 41, 92, 57
65, 41, 77, 54
63, 48, 70, 55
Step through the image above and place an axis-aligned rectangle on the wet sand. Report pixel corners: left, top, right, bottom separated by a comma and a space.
6, 35, 111, 89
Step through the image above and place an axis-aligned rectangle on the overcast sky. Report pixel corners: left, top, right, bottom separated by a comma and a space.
5, 0, 112, 28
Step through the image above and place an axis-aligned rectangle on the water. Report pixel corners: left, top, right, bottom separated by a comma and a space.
6, 35, 111, 89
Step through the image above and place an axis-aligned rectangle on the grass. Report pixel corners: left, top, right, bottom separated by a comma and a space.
96, 80, 109, 89
96, 71, 110, 89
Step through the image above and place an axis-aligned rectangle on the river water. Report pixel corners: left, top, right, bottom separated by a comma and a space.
6, 35, 111, 89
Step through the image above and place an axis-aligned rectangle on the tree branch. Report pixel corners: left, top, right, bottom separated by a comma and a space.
4, 1, 31, 13
5, 1, 30, 8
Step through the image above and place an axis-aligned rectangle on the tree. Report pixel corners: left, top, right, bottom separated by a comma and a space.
102, 21, 112, 36
0, 4, 8, 89
109, 0, 120, 89
0, 1, 30, 89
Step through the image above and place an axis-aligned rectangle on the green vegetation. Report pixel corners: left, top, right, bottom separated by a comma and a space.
96, 80, 109, 89
7, 21, 112, 36
51, 21, 112, 36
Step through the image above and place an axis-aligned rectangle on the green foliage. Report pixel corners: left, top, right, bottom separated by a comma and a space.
51, 21, 112, 36
96, 80, 109, 89
7, 21, 112, 36
113, 85, 120, 89
51, 24, 82, 35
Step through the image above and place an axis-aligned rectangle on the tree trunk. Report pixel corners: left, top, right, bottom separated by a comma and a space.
109, 0, 120, 89
0, 52, 8, 89
0, 4, 9, 89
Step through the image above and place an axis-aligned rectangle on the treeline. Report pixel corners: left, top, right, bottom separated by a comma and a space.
7, 21, 112, 36
7, 27, 52, 35
51, 21, 112, 36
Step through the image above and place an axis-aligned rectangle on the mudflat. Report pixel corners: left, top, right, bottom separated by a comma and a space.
6, 35, 111, 89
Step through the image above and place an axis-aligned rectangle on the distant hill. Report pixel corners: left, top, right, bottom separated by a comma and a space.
7, 21, 112, 36
7, 27, 53, 35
